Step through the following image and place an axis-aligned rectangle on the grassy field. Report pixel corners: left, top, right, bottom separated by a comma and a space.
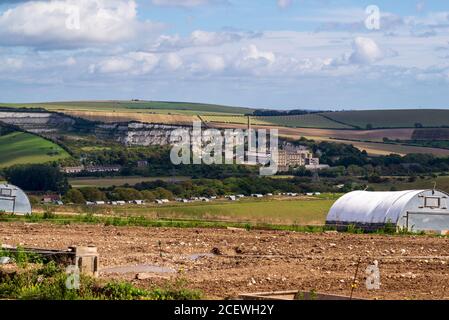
203, 114, 352, 129
371, 176, 449, 193
332, 139, 449, 157
78, 198, 335, 225
152, 199, 331, 225
0, 132, 70, 168
69, 176, 191, 188
202, 115, 271, 125
324, 109, 449, 129
6, 100, 254, 115
63, 110, 200, 125
253, 114, 353, 129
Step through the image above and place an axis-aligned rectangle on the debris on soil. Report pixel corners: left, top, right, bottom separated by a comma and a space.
0, 257, 12, 265
227, 227, 246, 232
1, 223, 449, 300
211, 247, 222, 255
234, 246, 244, 254
135, 273, 171, 280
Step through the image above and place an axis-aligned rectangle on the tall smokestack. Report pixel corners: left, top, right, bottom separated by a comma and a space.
247, 115, 251, 154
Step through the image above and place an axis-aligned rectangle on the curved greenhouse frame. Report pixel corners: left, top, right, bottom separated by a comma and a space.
0, 184, 32, 215
326, 190, 449, 232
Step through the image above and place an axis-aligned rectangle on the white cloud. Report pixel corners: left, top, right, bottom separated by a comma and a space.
242, 44, 276, 64
349, 37, 384, 64
195, 54, 226, 72
277, 0, 293, 9
0, 0, 163, 49
0, 57, 23, 71
163, 53, 183, 70
90, 52, 159, 75
150, 0, 225, 7
153, 30, 260, 51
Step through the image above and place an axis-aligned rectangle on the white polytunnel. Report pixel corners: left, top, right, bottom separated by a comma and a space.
326, 190, 449, 232
0, 184, 32, 215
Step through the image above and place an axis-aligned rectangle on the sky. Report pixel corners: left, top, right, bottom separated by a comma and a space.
0, 0, 448, 110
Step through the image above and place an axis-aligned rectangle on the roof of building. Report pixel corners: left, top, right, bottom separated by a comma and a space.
0, 184, 32, 215
326, 190, 449, 225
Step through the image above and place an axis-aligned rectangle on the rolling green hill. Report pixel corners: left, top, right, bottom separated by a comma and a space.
253, 114, 353, 129
203, 113, 352, 128
0, 132, 71, 168
324, 109, 449, 129
7, 100, 255, 116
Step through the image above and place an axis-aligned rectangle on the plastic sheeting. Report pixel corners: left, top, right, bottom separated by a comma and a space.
0, 184, 32, 215
326, 190, 449, 228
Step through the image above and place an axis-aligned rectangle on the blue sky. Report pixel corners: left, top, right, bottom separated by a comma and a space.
0, 0, 448, 110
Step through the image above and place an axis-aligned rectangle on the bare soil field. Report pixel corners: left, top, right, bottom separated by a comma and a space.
1, 223, 448, 300
210, 123, 414, 142
209, 123, 449, 156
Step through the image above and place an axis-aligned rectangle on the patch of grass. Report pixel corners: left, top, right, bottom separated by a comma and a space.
112, 198, 334, 226
254, 114, 352, 129
370, 175, 449, 194
0, 246, 43, 268
41, 198, 333, 226
324, 109, 449, 129
0, 262, 201, 300
2, 212, 329, 233
10, 100, 253, 115
0, 132, 70, 168
69, 176, 190, 188
202, 114, 351, 129
43, 207, 56, 220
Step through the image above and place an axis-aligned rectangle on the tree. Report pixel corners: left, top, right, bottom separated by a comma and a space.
5, 164, 69, 193
153, 187, 174, 200
347, 165, 364, 177
79, 187, 106, 202
112, 188, 143, 201
141, 190, 156, 202
64, 189, 86, 204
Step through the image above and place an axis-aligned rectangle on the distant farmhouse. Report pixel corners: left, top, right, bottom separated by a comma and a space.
61, 165, 121, 174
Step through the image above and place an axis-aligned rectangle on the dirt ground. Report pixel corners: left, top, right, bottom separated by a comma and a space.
1, 222, 449, 300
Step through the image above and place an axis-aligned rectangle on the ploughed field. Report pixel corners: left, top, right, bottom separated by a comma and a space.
1, 223, 448, 300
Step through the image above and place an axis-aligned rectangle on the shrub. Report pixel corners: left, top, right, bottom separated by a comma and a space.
43, 207, 56, 220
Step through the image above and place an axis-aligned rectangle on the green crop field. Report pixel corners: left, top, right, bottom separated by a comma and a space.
110, 198, 334, 225
203, 114, 351, 129
202, 115, 271, 125
324, 109, 449, 129
253, 114, 353, 129
6, 100, 254, 115
371, 176, 449, 194
69, 176, 191, 188
0, 132, 70, 168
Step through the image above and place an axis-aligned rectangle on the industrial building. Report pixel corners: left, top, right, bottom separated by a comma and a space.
326, 190, 449, 233
0, 184, 32, 215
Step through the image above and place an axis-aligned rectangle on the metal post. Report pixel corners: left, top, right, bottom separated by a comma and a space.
350, 258, 362, 300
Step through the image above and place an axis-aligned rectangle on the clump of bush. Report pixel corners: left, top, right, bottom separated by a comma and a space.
0, 257, 201, 300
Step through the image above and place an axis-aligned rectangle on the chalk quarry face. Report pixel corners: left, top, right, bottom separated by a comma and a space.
0, 111, 76, 134
0, 110, 189, 147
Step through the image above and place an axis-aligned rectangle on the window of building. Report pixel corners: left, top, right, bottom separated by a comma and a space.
424, 197, 440, 208
0, 188, 12, 197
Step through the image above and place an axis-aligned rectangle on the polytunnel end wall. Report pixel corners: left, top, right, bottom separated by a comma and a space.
0, 184, 32, 215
